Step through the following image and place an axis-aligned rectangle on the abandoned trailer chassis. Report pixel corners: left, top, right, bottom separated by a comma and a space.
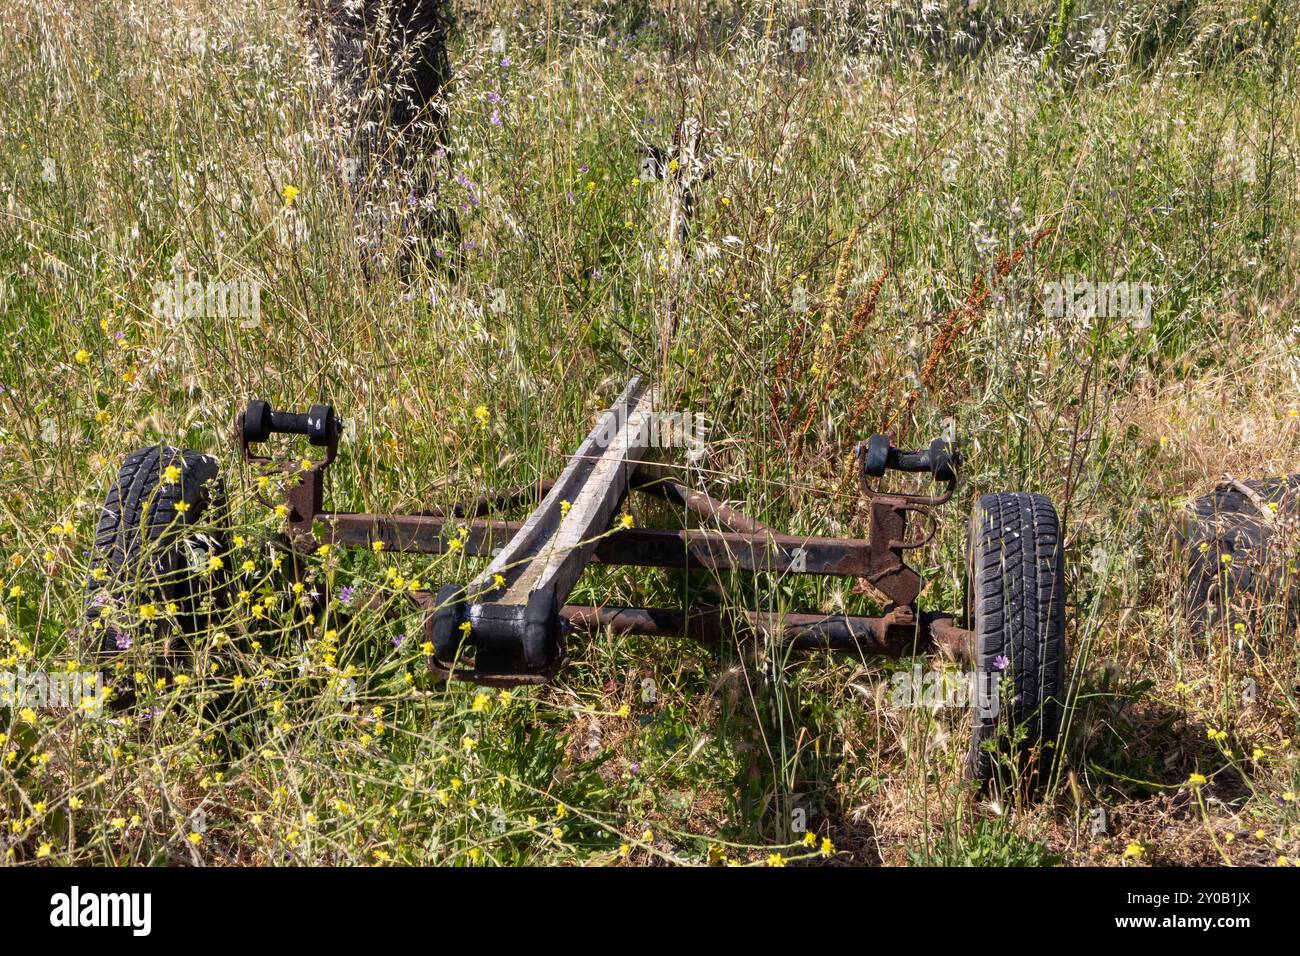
318, 511, 974, 683
241, 378, 975, 687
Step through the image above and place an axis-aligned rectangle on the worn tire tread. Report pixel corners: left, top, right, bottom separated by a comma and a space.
83, 446, 229, 659
967, 492, 1066, 782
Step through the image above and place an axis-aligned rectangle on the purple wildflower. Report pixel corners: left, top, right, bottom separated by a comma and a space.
487, 91, 500, 104
113, 631, 133, 650
454, 172, 480, 206
490, 109, 501, 126
993, 655, 1010, 671
338, 585, 355, 605
500, 56, 512, 67
579, 164, 589, 174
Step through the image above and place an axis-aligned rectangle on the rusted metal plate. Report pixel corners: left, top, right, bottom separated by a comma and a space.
864, 496, 921, 607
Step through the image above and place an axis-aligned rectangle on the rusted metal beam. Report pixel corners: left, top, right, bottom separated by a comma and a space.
413, 597, 972, 686
561, 603, 927, 657
924, 612, 975, 660
419, 467, 766, 532
321, 511, 878, 577
632, 463, 769, 534
323, 512, 513, 553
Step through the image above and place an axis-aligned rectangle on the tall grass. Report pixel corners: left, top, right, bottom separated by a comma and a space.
0, 0, 1297, 865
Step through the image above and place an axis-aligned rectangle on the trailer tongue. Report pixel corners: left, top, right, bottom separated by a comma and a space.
430, 376, 656, 680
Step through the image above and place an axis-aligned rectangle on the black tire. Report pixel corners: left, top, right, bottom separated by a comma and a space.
966, 492, 1066, 784
83, 446, 231, 666
1173, 475, 1300, 639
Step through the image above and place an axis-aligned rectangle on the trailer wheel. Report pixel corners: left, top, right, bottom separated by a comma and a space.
966, 492, 1066, 784
83, 446, 231, 680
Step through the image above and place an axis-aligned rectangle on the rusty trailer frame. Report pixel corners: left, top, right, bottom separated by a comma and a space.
238, 377, 975, 687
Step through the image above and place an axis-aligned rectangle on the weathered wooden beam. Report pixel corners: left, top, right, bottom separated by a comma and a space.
428, 377, 657, 671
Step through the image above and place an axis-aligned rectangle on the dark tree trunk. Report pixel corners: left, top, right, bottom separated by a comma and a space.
305, 0, 458, 267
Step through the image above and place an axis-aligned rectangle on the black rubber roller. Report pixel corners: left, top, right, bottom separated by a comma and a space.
242, 399, 273, 444
858, 434, 960, 482
242, 400, 342, 447
303, 404, 339, 446
861, 434, 892, 478
926, 438, 958, 483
